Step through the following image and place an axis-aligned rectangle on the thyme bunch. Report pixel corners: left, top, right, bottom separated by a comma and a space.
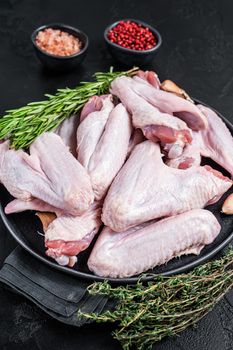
0, 67, 138, 149
80, 249, 233, 350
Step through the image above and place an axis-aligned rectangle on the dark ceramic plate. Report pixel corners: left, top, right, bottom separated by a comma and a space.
1, 99, 233, 284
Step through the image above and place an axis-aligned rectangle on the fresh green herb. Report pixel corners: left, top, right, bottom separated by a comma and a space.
79, 249, 233, 350
0, 67, 139, 149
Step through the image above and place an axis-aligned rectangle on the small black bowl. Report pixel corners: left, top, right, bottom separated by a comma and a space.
31, 23, 89, 72
104, 19, 162, 67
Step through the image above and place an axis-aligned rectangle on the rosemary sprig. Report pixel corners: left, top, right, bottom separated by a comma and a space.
0, 67, 139, 149
79, 249, 233, 350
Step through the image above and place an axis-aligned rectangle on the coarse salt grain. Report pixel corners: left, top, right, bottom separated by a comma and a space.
35, 28, 82, 56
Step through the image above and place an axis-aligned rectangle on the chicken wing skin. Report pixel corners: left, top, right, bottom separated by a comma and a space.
88, 209, 220, 278
45, 202, 102, 262
131, 76, 207, 130
167, 105, 233, 177
88, 103, 132, 200
5, 198, 62, 215
30, 133, 94, 214
102, 141, 231, 232
77, 95, 114, 168
110, 76, 192, 149
198, 105, 233, 177
55, 114, 79, 156
1, 133, 94, 215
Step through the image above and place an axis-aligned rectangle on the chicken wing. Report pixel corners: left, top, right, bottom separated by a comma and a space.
89, 209, 220, 278
102, 141, 231, 232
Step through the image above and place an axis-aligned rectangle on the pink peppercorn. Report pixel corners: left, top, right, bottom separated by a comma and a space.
108, 20, 157, 51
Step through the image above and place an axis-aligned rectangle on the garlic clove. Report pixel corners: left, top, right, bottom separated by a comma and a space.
55, 255, 70, 266
68, 256, 78, 267
222, 193, 233, 214
161, 80, 194, 103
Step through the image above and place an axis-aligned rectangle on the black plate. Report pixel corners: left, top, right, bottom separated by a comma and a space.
1, 99, 233, 284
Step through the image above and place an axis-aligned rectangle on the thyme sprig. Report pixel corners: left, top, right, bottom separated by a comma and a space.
79, 249, 233, 350
0, 67, 139, 149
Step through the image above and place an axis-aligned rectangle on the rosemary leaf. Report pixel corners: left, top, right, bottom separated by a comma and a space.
0, 67, 139, 149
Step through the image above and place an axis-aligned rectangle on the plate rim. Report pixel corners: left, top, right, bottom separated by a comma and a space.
1, 98, 233, 284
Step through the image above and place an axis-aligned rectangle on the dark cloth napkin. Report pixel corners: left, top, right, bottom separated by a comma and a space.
0, 246, 116, 326
1, 244, 233, 350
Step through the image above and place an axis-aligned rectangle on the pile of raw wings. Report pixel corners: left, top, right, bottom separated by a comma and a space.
1, 70, 233, 278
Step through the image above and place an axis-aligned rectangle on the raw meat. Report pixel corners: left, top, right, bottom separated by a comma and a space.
160, 79, 194, 103
102, 141, 232, 232
110, 76, 193, 150
80, 95, 108, 122
77, 95, 114, 168
166, 131, 201, 169
88, 209, 220, 278
167, 105, 233, 176
78, 98, 132, 200
45, 202, 102, 265
87, 103, 132, 200
0, 140, 10, 184
30, 132, 94, 214
135, 70, 161, 88
127, 129, 145, 157
130, 76, 208, 130
5, 198, 62, 215
1, 133, 94, 215
55, 114, 79, 156
198, 104, 233, 177
1, 148, 52, 201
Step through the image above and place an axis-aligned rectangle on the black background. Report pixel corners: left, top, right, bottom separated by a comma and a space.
0, 0, 233, 349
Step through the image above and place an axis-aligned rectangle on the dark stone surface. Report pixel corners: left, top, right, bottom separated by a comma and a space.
0, 0, 233, 349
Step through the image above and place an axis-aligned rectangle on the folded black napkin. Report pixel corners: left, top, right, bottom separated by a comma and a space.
0, 246, 116, 326
1, 244, 233, 348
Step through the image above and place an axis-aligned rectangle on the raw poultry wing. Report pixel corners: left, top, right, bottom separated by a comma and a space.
77, 95, 114, 168
110, 76, 193, 158
130, 75, 207, 130
167, 105, 233, 177
30, 132, 94, 214
88, 209, 220, 278
45, 201, 102, 266
102, 141, 232, 232
1, 133, 94, 215
87, 103, 132, 200
77, 97, 132, 200
55, 114, 79, 156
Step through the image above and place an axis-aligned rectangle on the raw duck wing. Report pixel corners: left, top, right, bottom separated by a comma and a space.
88, 209, 220, 278
0, 140, 10, 164
102, 141, 231, 232
166, 131, 202, 169
55, 114, 79, 156
0, 140, 10, 184
30, 132, 94, 215
110, 76, 192, 149
77, 95, 114, 168
167, 105, 233, 175
1, 142, 93, 215
80, 95, 107, 122
134, 70, 161, 88
5, 198, 62, 215
88, 103, 132, 200
197, 105, 233, 177
0, 148, 54, 202
127, 129, 145, 157
130, 76, 207, 130
45, 202, 102, 266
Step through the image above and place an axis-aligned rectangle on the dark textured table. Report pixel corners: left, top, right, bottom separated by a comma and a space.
1, 1, 233, 349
